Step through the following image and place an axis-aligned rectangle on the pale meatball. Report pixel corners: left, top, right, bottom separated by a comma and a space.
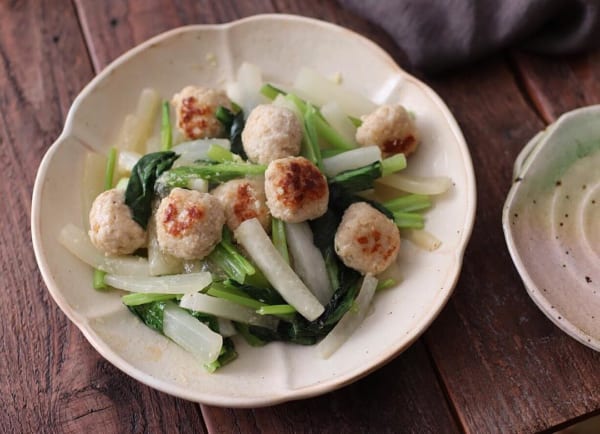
155, 188, 225, 260
171, 86, 231, 140
211, 178, 271, 232
88, 189, 146, 256
241, 104, 302, 164
334, 202, 400, 275
264, 156, 328, 223
356, 104, 419, 158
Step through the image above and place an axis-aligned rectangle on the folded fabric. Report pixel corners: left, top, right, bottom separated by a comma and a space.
338, 0, 600, 73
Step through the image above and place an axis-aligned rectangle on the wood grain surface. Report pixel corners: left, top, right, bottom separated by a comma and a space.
2, 0, 600, 433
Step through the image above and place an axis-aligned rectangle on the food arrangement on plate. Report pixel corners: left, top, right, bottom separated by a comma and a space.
32, 15, 475, 405
60, 62, 452, 371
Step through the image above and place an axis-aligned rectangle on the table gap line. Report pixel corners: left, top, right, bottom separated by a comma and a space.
422, 338, 468, 434
506, 51, 554, 125
72, 0, 102, 74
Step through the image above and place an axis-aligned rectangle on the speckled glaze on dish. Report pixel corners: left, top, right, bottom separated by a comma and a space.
31, 14, 476, 407
503, 105, 600, 350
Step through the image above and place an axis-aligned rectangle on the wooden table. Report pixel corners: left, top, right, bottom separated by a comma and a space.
2, 1, 600, 433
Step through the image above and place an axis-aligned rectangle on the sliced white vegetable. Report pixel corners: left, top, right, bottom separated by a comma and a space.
147, 216, 184, 276
320, 101, 359, 146
285, 222, 333, 305
105, 272, 211, 294
403, 229, 442, 251
187, 178, 209, 192
115, 177, 129, 191
317, 274, 378, 359
293, 67, 377, 118
172, 139, 231, 167
322, 145, 381, 177
228, 62, 268, 117
117, 150, 141, 174
81, 152, 106, 230
234, 218, 325, 321
111, 89, 160, 154
162, 302, 222, 365
59, 224, 149, 276
376, 173, 453, 195
180, 292, 278, 330
217, 318, 237, 337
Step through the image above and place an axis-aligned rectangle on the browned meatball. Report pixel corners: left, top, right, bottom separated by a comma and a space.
88, 189, 146, 256
211, 178, 271, 232
356, 104, 419, 158
264, 156, 328, 223
155, 188, 225, 260
334, 202, 400, 274
242, 104, 302, 164
171, 86, 231, 140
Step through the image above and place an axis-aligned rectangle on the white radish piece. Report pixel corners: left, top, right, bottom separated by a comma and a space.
293, 67, 377, 118
376, 173, 452, 195
403, 229, 442, 251
320, 101, 359, 146
234, 218, 325, 321
147, 216, 184, 276
285, 222, 333, 305
180, 292, 278, 330
317, 274, 378, 358
217, 318, 237, 337
162, 302, 222, 365
104, 272, 211, 294
81, 152, 106, 230
117, 150, 142, 174
322, 145, 381, 177
59, 224, 149, 276
172, 139, 231, 167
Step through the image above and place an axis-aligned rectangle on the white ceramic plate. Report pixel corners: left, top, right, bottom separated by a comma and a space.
32, 14, 476, 407
503, 105, 600, 351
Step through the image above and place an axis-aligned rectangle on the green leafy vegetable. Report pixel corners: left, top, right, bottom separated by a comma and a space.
271, 218, 289, 265
122, 293, 178, 307
128, 301, 167, 331
161, 161, 266, 187
125, 151, 178, 229
216, 106, 246, 158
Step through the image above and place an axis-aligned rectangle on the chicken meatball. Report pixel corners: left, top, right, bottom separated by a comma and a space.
171, 86, 231, 140
355, 104, 419, 158
264, 156, 328, 223
242, 104, 302, 164
211, 178, 271, 232
155, 188, 225, 260
88, 189, 146, 256
334, 202, 400, 275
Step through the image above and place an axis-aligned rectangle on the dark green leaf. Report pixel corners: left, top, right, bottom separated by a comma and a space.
125, 151, 178, 229
216, 106, 247, 159
128, 301, 166, 332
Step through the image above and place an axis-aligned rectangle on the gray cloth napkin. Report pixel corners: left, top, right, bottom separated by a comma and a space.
339, 0, 600, 72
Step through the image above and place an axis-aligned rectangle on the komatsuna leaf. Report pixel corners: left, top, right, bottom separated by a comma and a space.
125, 151, 178, 229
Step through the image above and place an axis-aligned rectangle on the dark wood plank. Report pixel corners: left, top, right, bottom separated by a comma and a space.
0, 1, 206, 432
511, 50, 600, 123
423, 57, 600, 433
74, 1, 461, 433
202, 343, 459, 434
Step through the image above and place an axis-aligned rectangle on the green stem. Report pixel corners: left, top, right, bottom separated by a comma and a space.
122, 292, 178, 306
206, 284, 266, 310
207, 144, 235, 162
314, 116, 356, 151
256, 304, 296, 315
381, 153, 407, 177
93, 269, 107, 290
304, 103, 324, 170
272, 218, 289, 265
161, 101, 172, 151
394, 212, 425, 229
260, 83, 285, 100
376, 278, 396, 291
384, 194, 431, 213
